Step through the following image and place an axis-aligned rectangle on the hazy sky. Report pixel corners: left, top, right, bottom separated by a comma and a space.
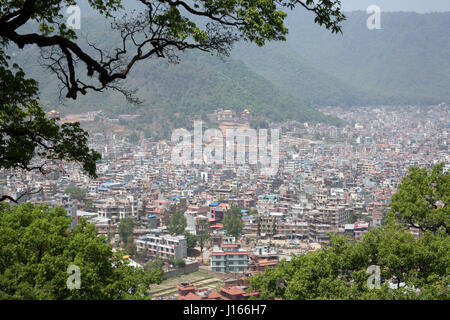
341, 0, 450, 13
78, 0, 450, 16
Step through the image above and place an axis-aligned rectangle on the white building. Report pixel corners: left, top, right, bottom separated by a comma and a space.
136, 233, 187, 260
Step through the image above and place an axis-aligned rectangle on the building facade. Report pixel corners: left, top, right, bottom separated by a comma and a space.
136, 232, 187, 260
210, 243, 249, 274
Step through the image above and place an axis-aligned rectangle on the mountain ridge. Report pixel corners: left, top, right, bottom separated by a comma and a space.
233, 10, 450, 107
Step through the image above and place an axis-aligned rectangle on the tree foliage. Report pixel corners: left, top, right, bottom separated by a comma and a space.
223, 206, 243, 239
0, 203, 158, 299
84, 200, 97, 212
184, 232, 198, 249
387, 162, 449, 234
197, 219, 211, 253
249, 227, 449, 300
144, 258, 164, 284
249, 164, 450, 300
126, 131, 139, 145
167, 211, 187, 235
0, 48, 101, 202
118, 217, 134, 247
145, 258, 164, 272
0, 0, 345, 100
174, 258, 186, 268
64, 186, 86, 201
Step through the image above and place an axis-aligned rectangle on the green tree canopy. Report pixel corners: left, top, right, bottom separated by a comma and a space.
168, 211, 187, 235
0, 203, 159, 299
223, 206, 243, 239
197, 219, 211, 253
249, 226, 449, 300
124, 236, 137, 258
84, 200, 97, 213
126, 132, 139, 145
174, 258, 186, 268
64, 186, 86, 202
0, 51, 101, 203
387, 162, 449, 234
145, 258, 164, 273
184, 232, 198, 249
144, 258, 164, 284
118, 217, 134, 247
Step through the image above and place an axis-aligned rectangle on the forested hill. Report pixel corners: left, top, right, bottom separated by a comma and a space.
9, 18, 341, 128
9, 10, 450, 134
233, 10, 450, 107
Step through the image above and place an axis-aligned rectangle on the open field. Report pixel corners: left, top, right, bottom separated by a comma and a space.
148, 271, 224, 298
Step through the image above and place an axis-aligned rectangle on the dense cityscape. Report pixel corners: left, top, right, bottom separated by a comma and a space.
1, 104, 448, 300
1, 0, 449, 307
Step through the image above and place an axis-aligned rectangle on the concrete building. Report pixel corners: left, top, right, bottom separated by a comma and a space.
210, 243, 249, 274
258, 214, 277, 238
136, 232, 187, 260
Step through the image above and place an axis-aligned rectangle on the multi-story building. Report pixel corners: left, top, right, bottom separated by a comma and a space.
210, 243, 249, 274
216, 109, 234, 121
136, 232, 187, 261
318, 205, 350, 226
42, 181, 57, 197
246, 246, 279, 275
258, 214, 276, 238
242, 215, 259, 236
357, 162, 375, 175
96, 196, 138, 222
208, 202, 228, 223
276, 220, 308, 240
309, 217, 332, 243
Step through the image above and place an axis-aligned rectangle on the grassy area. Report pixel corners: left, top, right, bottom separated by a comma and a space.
190, 271, 212, 279
163, 271, 212, 282
149, 272, 213, 292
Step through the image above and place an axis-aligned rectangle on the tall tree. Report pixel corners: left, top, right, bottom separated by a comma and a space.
124, 236, 137, 257
145, 258, 164, 273
0, 50, 101, 203
223, 206, 243, 239
184, 232, 198, 249
167, 211, 187, 235
84, 200, 97, 212
387, 162, 449, 234
144, 258, 164, 284
197, 219, 211, 254
64, 186, 86, 201
0, 203, 158, 299
118, 217, 134, 247
174, 258, 186, 268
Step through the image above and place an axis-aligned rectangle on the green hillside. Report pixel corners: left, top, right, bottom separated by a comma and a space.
10, 9, 449, 136
233, 10, 450, 106
8, 18, 341, 135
